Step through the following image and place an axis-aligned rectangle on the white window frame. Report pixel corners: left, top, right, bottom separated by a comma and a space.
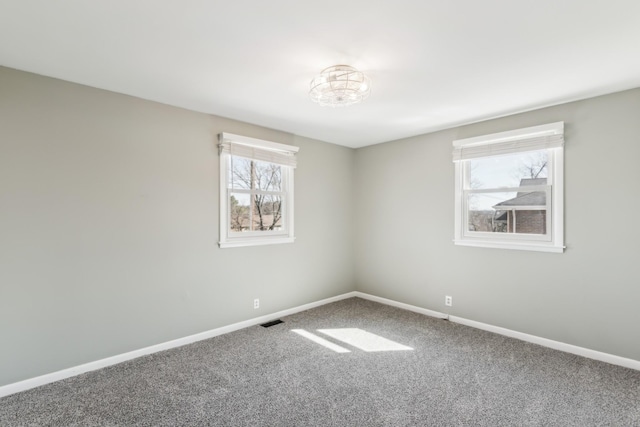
453, 122, 565, 253
218, 133, 298, 249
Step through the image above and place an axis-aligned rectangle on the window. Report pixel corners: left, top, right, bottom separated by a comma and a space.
452, 122, 564, 253
218, 133, 298, 248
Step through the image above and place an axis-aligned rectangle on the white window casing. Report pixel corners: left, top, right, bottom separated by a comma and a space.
453, 122, 565, 253
218, 133, 299, 249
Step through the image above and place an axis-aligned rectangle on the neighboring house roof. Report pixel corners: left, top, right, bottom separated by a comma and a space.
494, 191, 546, 207
492, 178, 547, 210
518, 178, 547, 188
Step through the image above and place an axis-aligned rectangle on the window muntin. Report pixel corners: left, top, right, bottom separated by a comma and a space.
219, 133, 298, 248
453, 122, 564, 253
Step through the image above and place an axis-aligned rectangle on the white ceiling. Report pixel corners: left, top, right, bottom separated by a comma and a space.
2, 1, 640, 148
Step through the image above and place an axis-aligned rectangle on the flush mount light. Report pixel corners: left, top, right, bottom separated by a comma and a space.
309, 65, 371, 107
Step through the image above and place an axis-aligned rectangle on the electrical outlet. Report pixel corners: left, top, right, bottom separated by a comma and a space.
254, 298, 260, 309
445, 296, 452, 307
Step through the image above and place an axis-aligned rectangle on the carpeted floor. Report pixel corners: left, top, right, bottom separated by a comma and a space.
1, 297, 639, 426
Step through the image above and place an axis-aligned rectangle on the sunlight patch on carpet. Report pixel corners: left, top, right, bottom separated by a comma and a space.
318, 328, 413, 352
291, 329, 351, 353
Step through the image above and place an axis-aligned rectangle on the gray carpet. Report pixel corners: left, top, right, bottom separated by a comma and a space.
1, 297, 639, 426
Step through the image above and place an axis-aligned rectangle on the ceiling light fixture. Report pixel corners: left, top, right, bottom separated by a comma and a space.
309, 65, 371, 107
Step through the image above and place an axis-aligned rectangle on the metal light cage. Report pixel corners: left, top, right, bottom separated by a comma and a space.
309, 65, 371, 107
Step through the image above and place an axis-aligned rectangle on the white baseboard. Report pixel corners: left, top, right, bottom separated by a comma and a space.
353, 292, 447, 319
3, 290, 638, 398
448, 315, 640, 371
0, 291, 358, 398
352, 291, 640, 372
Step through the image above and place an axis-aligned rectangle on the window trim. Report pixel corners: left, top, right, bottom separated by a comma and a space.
453, 122, 565, 253
218, 133, 298, 249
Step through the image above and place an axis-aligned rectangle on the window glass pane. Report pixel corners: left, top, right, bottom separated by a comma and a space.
468, 192, 547, 235
469, 150, 548, 189
230, 157, 253, 190
252, 195, 283, 231
229, 193, 251, 232
230, 157, 282, 192
468, 192, 515, 233
254, 161, 282, 192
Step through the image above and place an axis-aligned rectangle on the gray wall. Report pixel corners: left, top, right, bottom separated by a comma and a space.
354, 88, 640, 361
0, 67, 355, 386
2, 64, 639, 388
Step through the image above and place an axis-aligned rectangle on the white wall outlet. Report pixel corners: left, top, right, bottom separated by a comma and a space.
253, 298, 260, 309
445, 296, 452, 307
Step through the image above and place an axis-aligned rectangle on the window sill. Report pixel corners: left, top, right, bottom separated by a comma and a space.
219, 236, 295, 249
454, 239, 564, 253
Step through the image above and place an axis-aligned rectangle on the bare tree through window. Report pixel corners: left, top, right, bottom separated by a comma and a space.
514, 151, 548, 180
230, 157, 283, 232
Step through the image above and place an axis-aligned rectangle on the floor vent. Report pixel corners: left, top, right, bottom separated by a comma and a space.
261, 319, 284, 328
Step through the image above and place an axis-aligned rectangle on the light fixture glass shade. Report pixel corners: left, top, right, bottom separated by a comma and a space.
309, 65, 371, 107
